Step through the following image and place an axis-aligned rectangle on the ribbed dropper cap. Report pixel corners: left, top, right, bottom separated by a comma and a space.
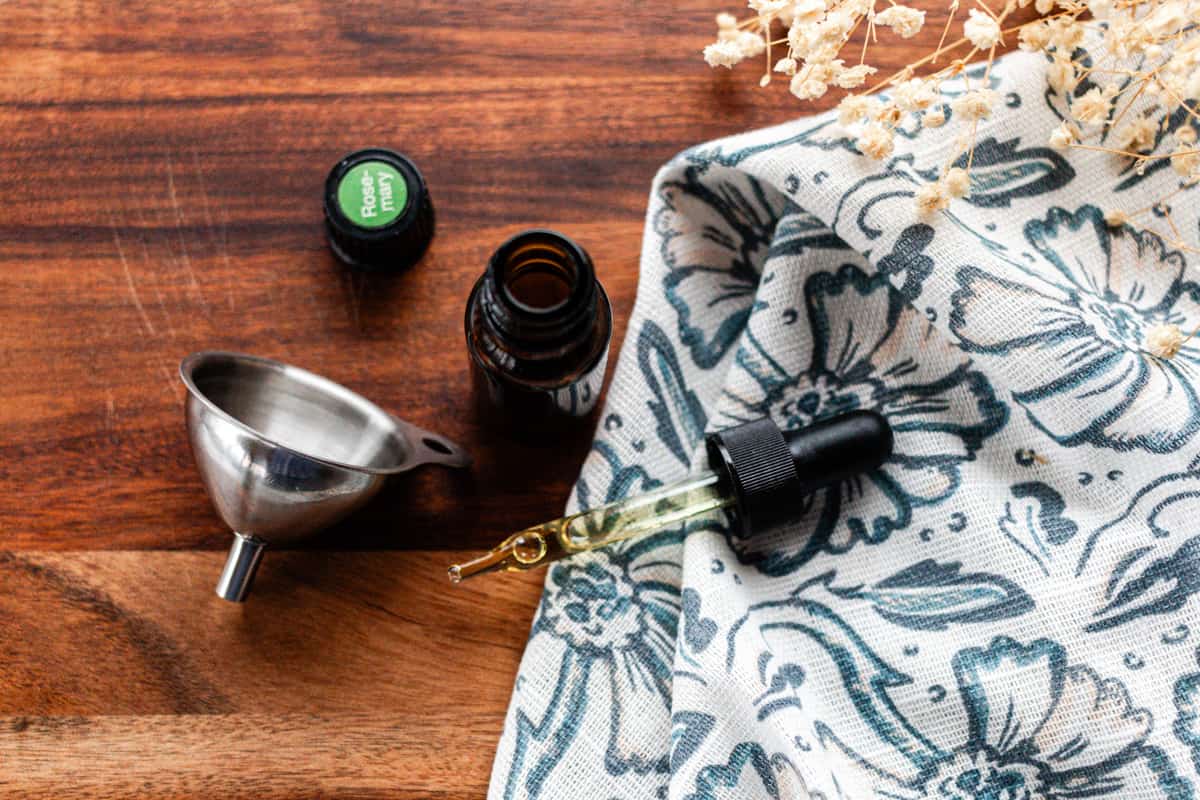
704, 410, 893, 538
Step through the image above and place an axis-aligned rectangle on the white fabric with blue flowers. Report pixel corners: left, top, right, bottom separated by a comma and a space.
489, 48, 1200, 799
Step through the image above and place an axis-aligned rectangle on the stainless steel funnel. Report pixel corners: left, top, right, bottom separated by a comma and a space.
180, 351, 469, 602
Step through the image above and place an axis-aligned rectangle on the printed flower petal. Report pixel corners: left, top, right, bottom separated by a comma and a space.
1025, 205, 1186, 312
1091, 358, 1200, 452
1106, 224, 1189, 312
1034, 666, 1151, 772
657, 165, 788, 368
606, 646, 673, 774
805, 264, 897, 377
883, 368, 1008, 463
952, 637, 1062, 755
950, 265, 1083, 359
869, 306, 973, 390
1043, 745, 1193, 798
1014, 349, 1140, 445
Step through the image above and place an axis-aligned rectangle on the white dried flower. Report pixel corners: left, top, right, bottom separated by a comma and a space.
923, 108, 947, 128
952, 89, 998, 120
749, 0, 791, 14
964, 9, 1003, 49
1115, 117, 1159, 152
873, 5, 926, 38
790, 73, 828, 100
704, 40, 746, 68
1048, 120, 1082, 149
1071, 87, 1111, 125
716, 11, 739, 29
1176, 126, 1198, 145
1047, 55, 1077, 93
791, 0, 826, 25
857, 123, 895, 159
892, 77, 938, 111
736, 30, 767, 57
874, 102, 903, 125
1048, 17, 1086, 50
943, 167, 972, 197
1019, 22, 1051, 51
915, 181, 951, 215
1172, 145, 1200, 176
1035, 0, 1055, 14
838, 94, 875, 125
1145, 322, 1187, 359
835, 63, 877, 88
774, 57, 798, 74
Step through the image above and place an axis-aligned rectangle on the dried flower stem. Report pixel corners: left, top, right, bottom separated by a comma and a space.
702, 0, 1199, 249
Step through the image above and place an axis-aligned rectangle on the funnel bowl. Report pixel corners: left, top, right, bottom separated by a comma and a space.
181, 351, 468, 601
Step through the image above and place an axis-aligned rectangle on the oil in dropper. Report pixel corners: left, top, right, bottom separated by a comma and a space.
449, 411, 893, 581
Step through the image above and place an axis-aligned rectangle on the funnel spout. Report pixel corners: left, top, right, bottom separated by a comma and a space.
216, 533, 267, 602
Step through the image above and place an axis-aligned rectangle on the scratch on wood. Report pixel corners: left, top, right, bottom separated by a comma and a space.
111, 222, 156, 336
161, 364, 183, 402
192, 148, 237, 312
165, 154, 201, 297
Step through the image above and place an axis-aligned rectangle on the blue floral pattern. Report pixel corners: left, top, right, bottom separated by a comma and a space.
720, 262, 1006, 575
492, 48, 1200, 800
951, 204, 1200, 453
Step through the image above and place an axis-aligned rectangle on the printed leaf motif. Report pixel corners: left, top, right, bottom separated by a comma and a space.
684, 742, 780, 800
1174, 672, 1200, 774
999, 481, 1078, 575
681, 588, 718, 653
727, 582, 941, 773
840, 559, 1034, 631
670, 711, 716, 771
876, 223, 935, 300
637, 321, 707, 467
1080, 473, 1200, 632
920, 137, 1074, 208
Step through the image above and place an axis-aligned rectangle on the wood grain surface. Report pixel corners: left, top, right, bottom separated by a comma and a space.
0, 1, 948, 795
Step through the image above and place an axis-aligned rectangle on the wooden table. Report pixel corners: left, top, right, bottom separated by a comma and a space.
0, 2, 941, 796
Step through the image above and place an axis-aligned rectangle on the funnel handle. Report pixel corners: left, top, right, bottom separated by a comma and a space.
393, 418, 471, 469
216, 532, 267, 602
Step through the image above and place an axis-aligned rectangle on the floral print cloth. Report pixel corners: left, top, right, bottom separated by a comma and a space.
489, 48, 1200, 799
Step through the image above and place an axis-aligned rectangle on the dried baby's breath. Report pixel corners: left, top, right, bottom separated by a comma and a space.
1145, 322, 1187, 359
702, 0, 1200, 252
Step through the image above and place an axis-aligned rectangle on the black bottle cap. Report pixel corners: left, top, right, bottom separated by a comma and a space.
704, 410, 893, 538
323, 148, 434, 272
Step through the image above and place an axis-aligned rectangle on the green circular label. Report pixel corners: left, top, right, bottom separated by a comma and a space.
336, 161, 409, 228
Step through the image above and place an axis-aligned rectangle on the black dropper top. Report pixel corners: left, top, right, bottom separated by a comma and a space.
704, 411, 893, 538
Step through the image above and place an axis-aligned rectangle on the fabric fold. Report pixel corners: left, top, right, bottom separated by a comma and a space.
490, 48, 1200, 799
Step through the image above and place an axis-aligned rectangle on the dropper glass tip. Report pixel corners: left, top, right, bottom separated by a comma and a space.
447, 565, 462, 584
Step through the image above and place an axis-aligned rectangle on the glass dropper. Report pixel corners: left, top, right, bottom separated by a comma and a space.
448, 471, 733, 582
448, 411, 893, 583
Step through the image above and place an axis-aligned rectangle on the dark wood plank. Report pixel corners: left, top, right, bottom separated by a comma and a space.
1, 713, 502, 799
0, 551, 543, 714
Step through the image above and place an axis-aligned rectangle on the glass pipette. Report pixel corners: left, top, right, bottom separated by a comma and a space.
448, 410, 892, 582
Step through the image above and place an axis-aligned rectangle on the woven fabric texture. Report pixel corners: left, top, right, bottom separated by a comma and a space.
490, 48, 1200, 799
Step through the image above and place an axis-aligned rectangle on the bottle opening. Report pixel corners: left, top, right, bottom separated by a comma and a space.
498, 237, 581, 314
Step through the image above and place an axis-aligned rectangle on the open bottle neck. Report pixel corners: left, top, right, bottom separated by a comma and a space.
479, 229, 599, 352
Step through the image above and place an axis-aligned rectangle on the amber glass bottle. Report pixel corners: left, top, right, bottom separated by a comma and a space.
465, 229, 612, 426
